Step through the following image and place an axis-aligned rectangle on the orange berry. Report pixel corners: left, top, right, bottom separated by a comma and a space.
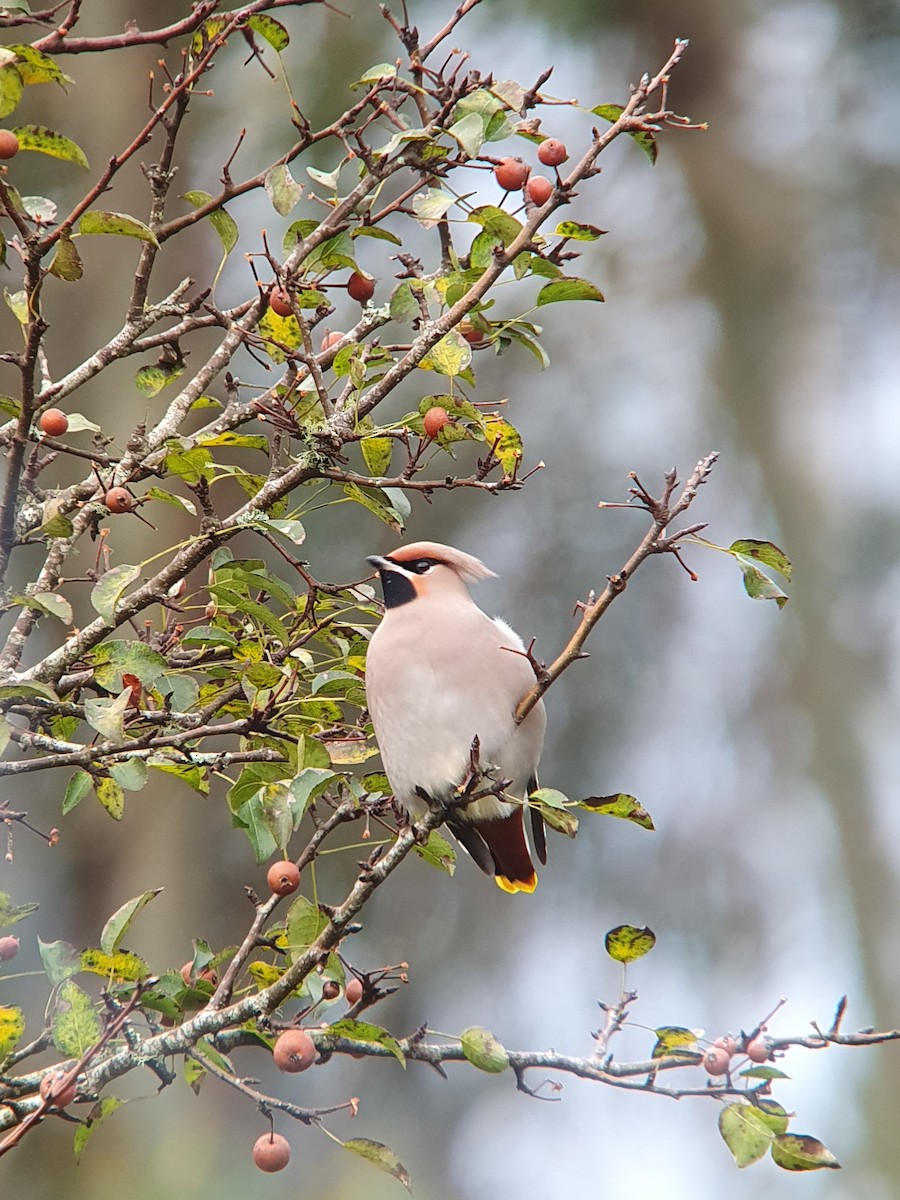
347, 272, 375, 303
525, 175, 553, 206
345, 977, 364, 1005
537, 138, 568, 167
423, 406, 450, 439
273, 1028, 316, 1073
269, 285, 293, 317
0, 935, 19, 960
253, 1132, 291, 1173
494, 157, 529, 191
0, 130, 19, 160
38, 408, 68, 437
267, 860, 300, 896
746, 1035, 772, 1063
713, 1035, 737, 1056
320, 329, 343, 352
701, 1045, 732, 1076
104, 487, 134, 513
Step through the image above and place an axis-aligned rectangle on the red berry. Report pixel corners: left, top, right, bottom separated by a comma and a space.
320, 329, 343, 353
701, 1045, 732, 1076
746, 1035, 772, 1063
347, 272, 375, 303
180, 961, 217, 987
537, 138, 568, 167
267, 860, 300, 896
0, 130, 19, 160
458, 319, 487, 346
40, 1068, 77, 1109
345, 977, 364, 1005
0, 935, 19, 960
104, 487, 134, 514
38, 408, 68, 437
273, 1028, 317, 1073
321, 980, 340, 1001
253, 1132, 291, 1173
713, 1035, 737, 1056
525, 175, 553, 206
423, 406, 450, 439
269, 286, 293, 318
494, 157, 529, 192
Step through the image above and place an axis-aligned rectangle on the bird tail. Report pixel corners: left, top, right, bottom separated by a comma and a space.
475, 806, 538, 894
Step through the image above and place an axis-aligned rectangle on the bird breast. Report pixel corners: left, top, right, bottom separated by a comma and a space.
365, 600, 546, 818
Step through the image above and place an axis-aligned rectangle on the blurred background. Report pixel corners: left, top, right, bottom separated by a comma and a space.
2, 0, 899, 1196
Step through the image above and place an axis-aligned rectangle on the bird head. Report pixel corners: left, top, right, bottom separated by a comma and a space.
367, 541, 495, 609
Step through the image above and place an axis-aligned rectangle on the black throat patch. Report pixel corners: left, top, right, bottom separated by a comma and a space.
380, 568, 417, 608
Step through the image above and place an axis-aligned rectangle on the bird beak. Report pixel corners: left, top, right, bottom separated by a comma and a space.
366, 555, 391, 571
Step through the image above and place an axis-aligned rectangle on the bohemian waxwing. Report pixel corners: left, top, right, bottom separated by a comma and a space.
365, 541, 547, 893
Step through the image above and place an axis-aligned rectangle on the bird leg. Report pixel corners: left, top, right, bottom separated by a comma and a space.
457, 734, 482, 793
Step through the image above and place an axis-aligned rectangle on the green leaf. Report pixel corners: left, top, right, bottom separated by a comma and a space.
48, 230, 83, 281
739, 1065, 790, 1081
8, 44, 69, 86
0, 679, 58, 704
264, 163, 302, 216
554, 220, 607, 241
0, 891, 38, 928
109, 758, 148, 792
343, 1138, 411, 1192
78, 210, 158, 244
412, 186, 456, 228
53, 980, 101, 1056
283, 218, 319, 254
468, 204, 523, 246
592, 103, 658, 164
11, 590, 72, 623
578, 793, 654, 830
4, 287, 28, 324
13, 122, 87, 167
83, 690, 132, 742
94, 774, 125, 820
91, 641, 168, 692
327, 1018, 405, 1065
732, 554, 789, 608
162, 444, 214, 484
342, 483, 405, 533
247, 13, 290, 52
771, 1134, 840, 1172
145, 486, 197, 516
352, 62, 397, 87
0, 65, 23, 118
74, 1096, 123, 1164
420, 330, 472, 377
90, 564, 141, 623
752, 1099, 790, 1135
651, 1026, 699, 1058
604, 924, 656, 963
447, 111, 485, 157
243, 515, 306, 545
0, 1005, 25, 1058
198, 430, 269, 452
147, 757, 209, 795
413, 830, 456, 875
80, 947, 148, 981
62, 770, 93, 815
289, 768, 339, 826
480, 415, 523, 475
728, 539, 792, 582
536, 277, 604, 306
360, 436, 393, 477
100, 889, 163, 955
134, 360, 184, 397
351, 224, 402, 245
37, 937, 80, 985
460, 1026, 509, 1073
285, 893, 328, 952
718, 1102, 774, 1168
0, 716, 8, 756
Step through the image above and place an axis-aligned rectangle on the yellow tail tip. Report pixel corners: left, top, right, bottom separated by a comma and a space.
495, 872, 537, 895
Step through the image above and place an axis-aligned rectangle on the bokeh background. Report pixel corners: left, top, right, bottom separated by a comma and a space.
2, 1, 899, 1197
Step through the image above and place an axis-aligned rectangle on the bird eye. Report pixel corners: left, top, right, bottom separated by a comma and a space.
411, 558, 437, 574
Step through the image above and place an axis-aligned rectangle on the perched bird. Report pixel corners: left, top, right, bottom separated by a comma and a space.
365, 541, 547, 893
